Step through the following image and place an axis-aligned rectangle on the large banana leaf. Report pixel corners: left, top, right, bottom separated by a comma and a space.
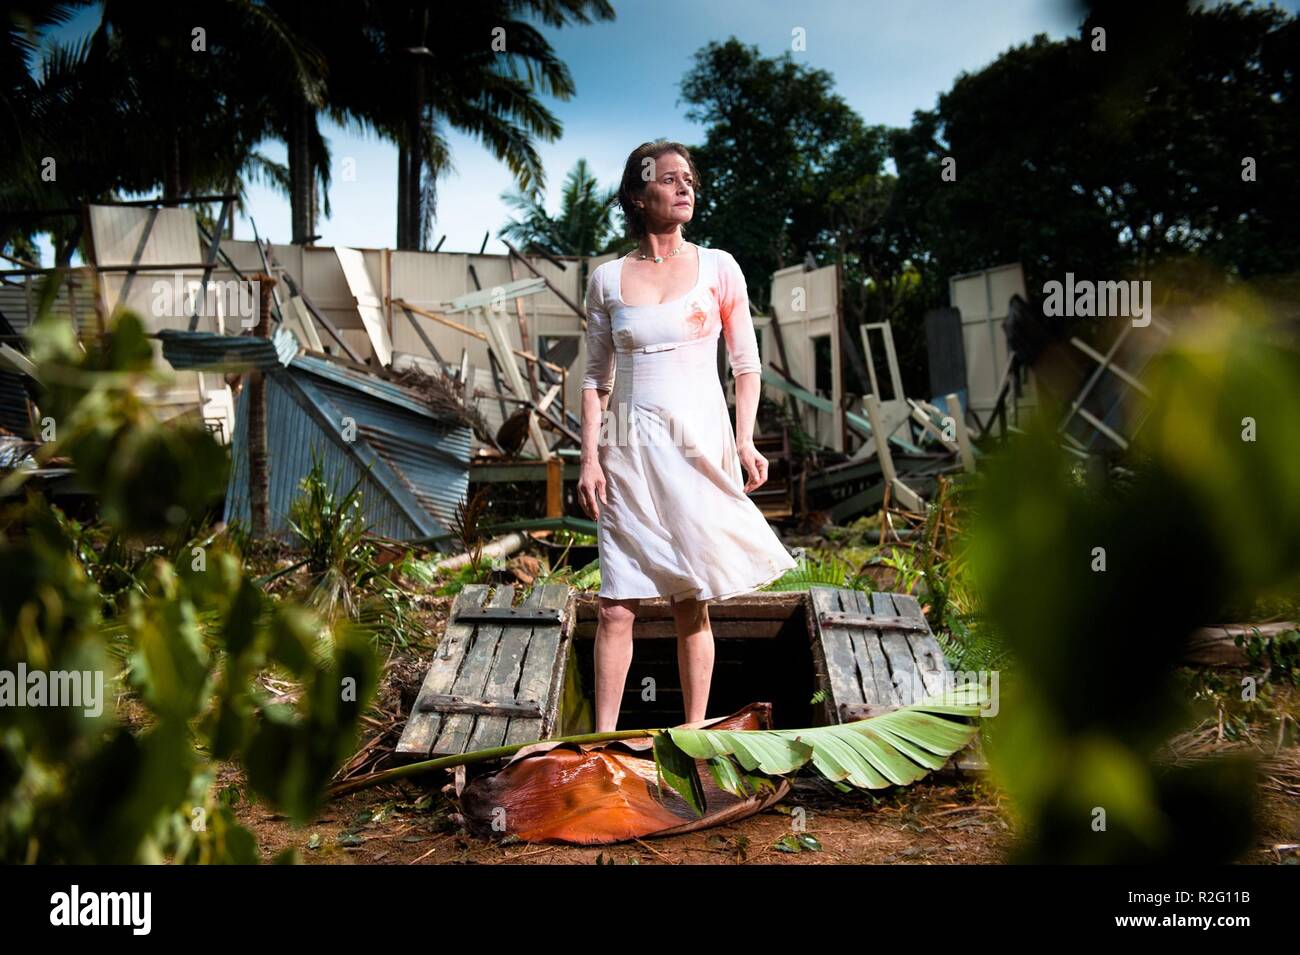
652, 682, 989, 816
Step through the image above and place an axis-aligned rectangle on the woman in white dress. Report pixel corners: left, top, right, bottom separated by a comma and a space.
578, 140, 797, 731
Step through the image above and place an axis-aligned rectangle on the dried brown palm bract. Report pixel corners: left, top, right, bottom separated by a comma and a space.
460, 703, 790, 844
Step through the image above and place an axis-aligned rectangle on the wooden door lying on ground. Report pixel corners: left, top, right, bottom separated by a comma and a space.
397, 582, 572, 758
808, 584, 986, 770
809, 584, 948, 718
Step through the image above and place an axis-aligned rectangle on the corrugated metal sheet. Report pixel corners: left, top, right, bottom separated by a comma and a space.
357, 422, 473, 530
0, 372, 33, 438
0, 379, 32, 438
0, 308, 33, 437
159, 327, 299, 371
0, 278, 96, 338
224, 356, 471, 545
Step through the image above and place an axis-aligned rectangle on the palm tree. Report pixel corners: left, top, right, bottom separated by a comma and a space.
0, 3, 137, 261
2, 1, 329, 263
87, 1, 325, 203
378, 1, 616, 250
263, 0, 394, 244
498, 157, 618, 257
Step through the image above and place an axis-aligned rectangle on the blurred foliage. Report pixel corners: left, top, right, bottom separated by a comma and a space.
969, 297, 1298, 862
0, 302, 379, 863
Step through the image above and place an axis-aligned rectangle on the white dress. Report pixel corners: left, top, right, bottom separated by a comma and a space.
582, 245, 798, 601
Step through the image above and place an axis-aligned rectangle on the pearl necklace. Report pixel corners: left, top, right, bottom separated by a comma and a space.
636, 240, 687, 264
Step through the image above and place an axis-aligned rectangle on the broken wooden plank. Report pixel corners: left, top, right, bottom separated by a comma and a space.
436, 584, 516, 755
416, 694, 543, 718
816, 611, 929, 633
393, 298, 564, 374
504, 583, 573, 747
871, 591, 922, 705
455, 605, 563, 624
467, 584, 545, 752
396, 584, 489, 756
864, 393, 926, 511
907, 397, 962, 456
501, 239, 588, 324
806, 587, 868, 722
848, 588, 901, 708
945, 393, 976, 473
810, 585, 867, 714
892, 591, 949, 699
400, 583, 573, 758
335, 246, 390, 366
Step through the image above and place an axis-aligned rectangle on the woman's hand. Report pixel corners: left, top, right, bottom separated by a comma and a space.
578, 458, 607, 519
737, 440, 769, 493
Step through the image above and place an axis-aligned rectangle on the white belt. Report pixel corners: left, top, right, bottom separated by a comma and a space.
615, 335, 716, 355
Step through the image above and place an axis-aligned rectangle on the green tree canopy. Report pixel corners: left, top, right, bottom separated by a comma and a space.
890, 0, 1300, 300
678, 38, 889, 308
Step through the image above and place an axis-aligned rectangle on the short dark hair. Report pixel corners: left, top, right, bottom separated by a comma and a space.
617, 140, 700, 240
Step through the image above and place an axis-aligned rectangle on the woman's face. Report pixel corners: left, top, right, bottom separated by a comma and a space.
637, 151, 695, 232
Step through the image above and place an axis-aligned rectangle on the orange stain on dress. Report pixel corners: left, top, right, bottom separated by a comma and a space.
684, 300, 711, 338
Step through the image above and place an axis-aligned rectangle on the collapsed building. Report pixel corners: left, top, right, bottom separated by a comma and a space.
1, 194, 1161, 549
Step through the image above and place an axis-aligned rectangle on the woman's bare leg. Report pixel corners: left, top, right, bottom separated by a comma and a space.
593, 596, 638, 732
672, 595, 713, 723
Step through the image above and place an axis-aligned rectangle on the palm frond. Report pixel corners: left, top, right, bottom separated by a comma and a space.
654, 682, 988, 816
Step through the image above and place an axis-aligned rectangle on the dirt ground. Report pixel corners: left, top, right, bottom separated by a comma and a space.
226, 745, 1299, 865
230, 766, 1015, 865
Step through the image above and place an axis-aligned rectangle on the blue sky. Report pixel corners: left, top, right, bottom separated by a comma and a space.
45, 0, 1300, 256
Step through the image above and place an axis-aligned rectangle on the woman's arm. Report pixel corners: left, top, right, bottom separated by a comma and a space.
718, 251, 769, 491
579, 267, 613, 518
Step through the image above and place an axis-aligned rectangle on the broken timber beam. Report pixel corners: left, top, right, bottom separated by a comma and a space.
416, 694, 544, 718
816, 611, 930, 633
501, 239, 587, 324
